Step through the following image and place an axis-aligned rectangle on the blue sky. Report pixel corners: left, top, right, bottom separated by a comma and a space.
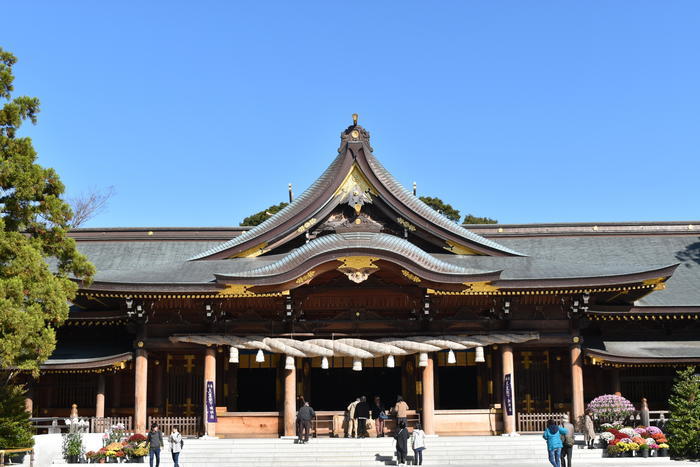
3, 1, 699, 227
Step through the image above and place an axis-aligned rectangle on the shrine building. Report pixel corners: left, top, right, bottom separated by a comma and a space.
25, 118, 700, 437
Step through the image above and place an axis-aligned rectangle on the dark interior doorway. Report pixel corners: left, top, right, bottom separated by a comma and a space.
437, 366, 479, 409
310, 367, 402, 410
237, 369, 277, 411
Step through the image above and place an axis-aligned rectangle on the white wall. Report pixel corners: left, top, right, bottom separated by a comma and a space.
28, 433, 104, 467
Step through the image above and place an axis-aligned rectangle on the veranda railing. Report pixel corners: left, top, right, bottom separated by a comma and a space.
148, 416, 200, 437
91, 416, 133, 433
517, 412, 569, 432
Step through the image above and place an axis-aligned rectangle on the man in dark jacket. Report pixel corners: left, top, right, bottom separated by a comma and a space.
354, 396, 370, 438
297, 401, 316, 443
146, 424, 164, 467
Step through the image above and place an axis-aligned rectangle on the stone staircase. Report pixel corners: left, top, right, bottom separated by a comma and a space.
49, 435, 678, 466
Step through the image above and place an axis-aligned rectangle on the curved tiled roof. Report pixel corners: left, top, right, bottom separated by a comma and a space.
189, 151, 348, 260
190, 124, 521, 260
363, 149, 523, 256
216, 232, 498, 279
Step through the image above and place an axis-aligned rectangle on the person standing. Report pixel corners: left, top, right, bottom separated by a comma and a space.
393, 395, 409, 428
371, 396, 387, 437
146, 424, 163, 467
295, 395, 306, 438
346, 397, 360, 438
355, 396, 370, 438
583, 410, 595, 449
410, 423, 426, 466
168, 425, 183, 467
560, 415, 575, 467
297, 401, 315, 443
543, 418, 568, 467
393, 421, 409, 467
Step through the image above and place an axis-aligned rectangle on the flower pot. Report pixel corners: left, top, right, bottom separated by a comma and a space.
67, 454, 80, 463
640, 449, 649, 458
131, 457, 144, 463
658, 448, 669, 457
623, 451, 633, 457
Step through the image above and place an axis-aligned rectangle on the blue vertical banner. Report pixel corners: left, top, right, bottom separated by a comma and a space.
503, 374, 513, 416
206, 380, 217, 423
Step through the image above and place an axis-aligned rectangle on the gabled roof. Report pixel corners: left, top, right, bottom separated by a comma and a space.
190, 121, 522, 260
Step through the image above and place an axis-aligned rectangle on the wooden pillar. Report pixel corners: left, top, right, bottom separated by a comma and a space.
570, 341, 584, 423
96, 373, 106, 418
421, 354, 435, 435
501, 344, 516, 434
283, 357, 296, 436
204, 347, 217, 437
134, 348, 148, 433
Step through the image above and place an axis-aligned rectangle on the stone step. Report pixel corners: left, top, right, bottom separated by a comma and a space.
49, 435, 677, 466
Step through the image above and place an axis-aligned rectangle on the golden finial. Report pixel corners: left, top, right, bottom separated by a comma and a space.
352, 113, 358, 126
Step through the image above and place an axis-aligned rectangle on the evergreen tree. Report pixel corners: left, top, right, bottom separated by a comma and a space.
0, 48, 94, 377
667, 366, 700, 459
463, 213, 498, 224
240, 202, 289, 226
418, 196, 461, 223
0, 384, 34, 449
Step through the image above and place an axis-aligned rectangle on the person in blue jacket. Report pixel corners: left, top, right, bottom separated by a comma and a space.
543, 418, 568, 467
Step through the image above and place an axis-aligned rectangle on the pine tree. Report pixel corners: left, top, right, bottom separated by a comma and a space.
240, 202, 289, 226
0, 48, 94, 377
418, 196, 461, 223
0, 384, 34, 449
666, 366, 700, 459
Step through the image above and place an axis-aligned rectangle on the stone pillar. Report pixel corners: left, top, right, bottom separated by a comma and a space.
570, 342, 585, 423
640, 398, 650, 426
283, 358, 296, 437
204, 347, 217, 437
96, 373, 106, 418
134, 348, 148, 433
421, 354, 435, 435
501, 344, 516, 434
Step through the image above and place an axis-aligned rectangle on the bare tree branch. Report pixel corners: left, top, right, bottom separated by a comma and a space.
69, 186, 116, 227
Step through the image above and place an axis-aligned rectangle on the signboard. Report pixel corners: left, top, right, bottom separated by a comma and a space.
503, 373, 513, 416
206, 381, 217, 423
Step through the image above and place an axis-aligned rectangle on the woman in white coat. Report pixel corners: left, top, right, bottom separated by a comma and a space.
410, 423, 426, 466
169, 426, 183, 467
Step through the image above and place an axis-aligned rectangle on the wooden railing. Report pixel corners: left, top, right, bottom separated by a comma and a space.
517, 412, 569, 432
148, 416, 200, 438
30, 417, 67, 434
30, 416, 133, 434
91, 416, 133, 433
